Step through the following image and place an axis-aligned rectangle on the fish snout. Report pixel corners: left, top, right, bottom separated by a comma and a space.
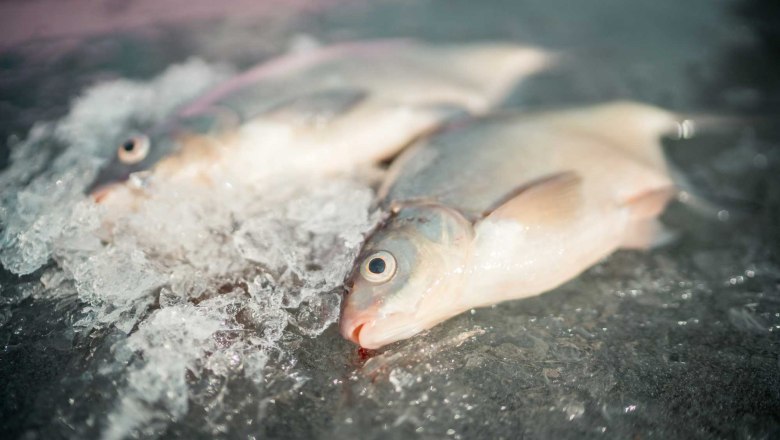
339, 298, 381, 347
90, 182, 123, 203
340, 304, 379, 346
340, 317, 369, 346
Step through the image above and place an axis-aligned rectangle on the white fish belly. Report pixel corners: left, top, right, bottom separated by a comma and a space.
465, 199, 630, 307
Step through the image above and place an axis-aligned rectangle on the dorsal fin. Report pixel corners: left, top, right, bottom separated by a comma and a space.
543, 101, 676, 172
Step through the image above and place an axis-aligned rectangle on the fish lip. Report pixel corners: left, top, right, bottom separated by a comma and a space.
340, 315, 368, 346
339, 312, 419, 349
351, 323, 365, 345
340, 308, 383, 348
90, 182, 122, 203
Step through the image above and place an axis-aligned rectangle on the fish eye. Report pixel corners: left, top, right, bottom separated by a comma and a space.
117, 135, 150, 164
359, 251, 397, 284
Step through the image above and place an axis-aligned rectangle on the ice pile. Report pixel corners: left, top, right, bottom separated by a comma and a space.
0, 60, 377, 438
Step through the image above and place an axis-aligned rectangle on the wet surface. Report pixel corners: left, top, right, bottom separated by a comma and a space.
1, 1, 779, 439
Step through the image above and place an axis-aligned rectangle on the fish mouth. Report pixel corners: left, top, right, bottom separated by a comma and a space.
351, 323, 365, 345
339, 313, 425, 349
90, 182, 123, 203
340, 317, 369, 347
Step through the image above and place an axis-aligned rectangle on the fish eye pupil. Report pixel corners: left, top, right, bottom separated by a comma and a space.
368, 258, 386, 274
122, 140, 135, 152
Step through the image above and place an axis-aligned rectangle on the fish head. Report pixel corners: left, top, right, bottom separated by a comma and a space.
341, 203, 474, 349
87, 130, 177, 202
87, 110, 228, 201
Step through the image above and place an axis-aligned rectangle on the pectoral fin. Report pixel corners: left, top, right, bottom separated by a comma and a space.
481, 171, 583, 227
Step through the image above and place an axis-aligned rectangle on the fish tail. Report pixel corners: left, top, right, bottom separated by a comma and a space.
668, 163, 759, 222
665, 112, 773, 140
663, 111, 769, 221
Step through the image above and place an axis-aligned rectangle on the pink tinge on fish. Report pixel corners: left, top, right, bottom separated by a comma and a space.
340, 102, 690, 349
90, 39, 553, 208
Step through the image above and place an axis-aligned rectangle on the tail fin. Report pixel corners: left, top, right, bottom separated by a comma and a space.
519, 101, 764, 222
670, 164, 761, 222
664, 111, 767, 221
665, 112, 774, 140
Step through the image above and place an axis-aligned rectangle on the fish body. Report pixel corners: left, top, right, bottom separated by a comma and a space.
90, 39, 551, 198
340, 102, 681, 349
179, 39, 548, 120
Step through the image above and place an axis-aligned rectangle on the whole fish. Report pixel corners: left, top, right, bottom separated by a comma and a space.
89, 39, 551, 203
340, 102, 686, 349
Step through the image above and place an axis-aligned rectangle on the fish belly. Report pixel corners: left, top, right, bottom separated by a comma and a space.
465, 196, 630, 307
156, 40, 552, 186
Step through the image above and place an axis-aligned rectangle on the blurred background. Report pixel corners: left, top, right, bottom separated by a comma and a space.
1, 1, 779, 439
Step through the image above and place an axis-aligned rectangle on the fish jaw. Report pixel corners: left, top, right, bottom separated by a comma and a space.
340, 275, 471, 349
339, 305, 428, 349
340, 315, 426, 350
339, 300, 381, 347
91, 182, 124, 204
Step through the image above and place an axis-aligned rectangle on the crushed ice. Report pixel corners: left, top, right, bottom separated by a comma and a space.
0, 60, 378, 438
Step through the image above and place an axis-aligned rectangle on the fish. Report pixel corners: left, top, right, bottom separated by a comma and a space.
340, 101, 688, 349
89, 39, 552, 203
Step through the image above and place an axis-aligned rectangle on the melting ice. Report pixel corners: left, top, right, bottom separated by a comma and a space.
0, 60, 377, 438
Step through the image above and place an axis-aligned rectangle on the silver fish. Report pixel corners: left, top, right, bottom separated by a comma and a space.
89, 39, 551, 200
340, 102, 685, 349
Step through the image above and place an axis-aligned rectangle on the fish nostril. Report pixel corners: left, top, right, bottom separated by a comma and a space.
351, 323, 365, 344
